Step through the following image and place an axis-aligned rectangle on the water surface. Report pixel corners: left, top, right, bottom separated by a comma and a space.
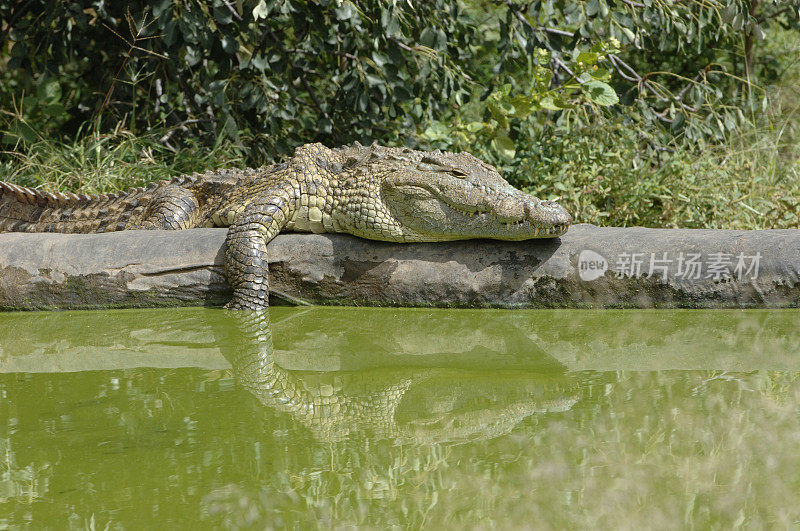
1, 308, 799, 528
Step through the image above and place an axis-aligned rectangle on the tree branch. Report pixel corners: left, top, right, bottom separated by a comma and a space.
507, 2, 576, 39
553, 57, 580, 82
300, 75, 329, 120
219, 0, 242, 21
533, 25, 574, 37
287, 47, 357, 61
757, 5, 792, 23
609, 54, 699, 113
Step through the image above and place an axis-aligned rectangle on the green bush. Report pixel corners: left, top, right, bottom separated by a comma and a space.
1, 0, 489, 158
3, 1, 797, 156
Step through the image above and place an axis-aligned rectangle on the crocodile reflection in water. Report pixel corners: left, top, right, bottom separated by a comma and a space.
221, 310, 580, 444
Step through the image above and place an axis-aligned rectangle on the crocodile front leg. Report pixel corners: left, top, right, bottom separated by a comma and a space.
223, 186, 298, 310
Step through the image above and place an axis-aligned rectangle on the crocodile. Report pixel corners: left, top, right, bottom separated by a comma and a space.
0, 142, 572, 310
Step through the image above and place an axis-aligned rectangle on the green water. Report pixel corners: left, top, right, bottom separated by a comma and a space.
1, 308, 800, 528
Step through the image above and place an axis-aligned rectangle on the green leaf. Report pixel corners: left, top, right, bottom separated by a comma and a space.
576, 51, 598, 65
42, 103, 66, 118
510, 96, 534, 119
590, 67, 611, 80
498, 101, 515, 115
153, 0, 172, 18
9, 121, 38, 144
732, 13, 744, 31
721, 3, 737, 24
422, 122, 449, 142
515, 31, 527, 50
37, 79, 61, 102
365, 74, 383, 87
185, 46, 201, 66
371, 52, 388, 68
583, 80, 619, 106
491, 133, 516, 161
223, 114, 240, 142
334, 3, 356, 20
213, 5, 233, 25
466, 122, 486, 133
220, 35, 237, 54
539, 95, 561, 111
385, 15, 401, 38
251, 54, 269, 70
553, 96, 575, 109
621, 27, 635, 43
671, 112, 686, 133
488, 103, 509, 129
163, 19, 177, 45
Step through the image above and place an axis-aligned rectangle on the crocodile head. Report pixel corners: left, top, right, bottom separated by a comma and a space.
331, 143, 572, 242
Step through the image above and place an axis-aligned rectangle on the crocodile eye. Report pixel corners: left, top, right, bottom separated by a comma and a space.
418, 156, 467, 177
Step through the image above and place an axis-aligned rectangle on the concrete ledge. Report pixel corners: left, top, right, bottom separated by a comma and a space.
0, 224, 798, 310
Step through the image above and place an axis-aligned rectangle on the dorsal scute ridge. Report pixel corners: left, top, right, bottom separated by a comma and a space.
0, 180, 99, 206
171, 173, 199, 186
177, 176, 189, 186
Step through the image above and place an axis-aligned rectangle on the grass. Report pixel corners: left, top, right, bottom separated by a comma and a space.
517, 116, 800, 230
0, 130, 246, 196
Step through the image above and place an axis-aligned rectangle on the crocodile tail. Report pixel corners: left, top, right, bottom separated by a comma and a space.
0, 180, 140, 233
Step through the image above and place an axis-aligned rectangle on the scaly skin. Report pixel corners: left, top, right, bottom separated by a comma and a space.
0, 142, 572, 310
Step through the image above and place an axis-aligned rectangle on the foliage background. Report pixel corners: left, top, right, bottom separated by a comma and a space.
1, 0, 799, 228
